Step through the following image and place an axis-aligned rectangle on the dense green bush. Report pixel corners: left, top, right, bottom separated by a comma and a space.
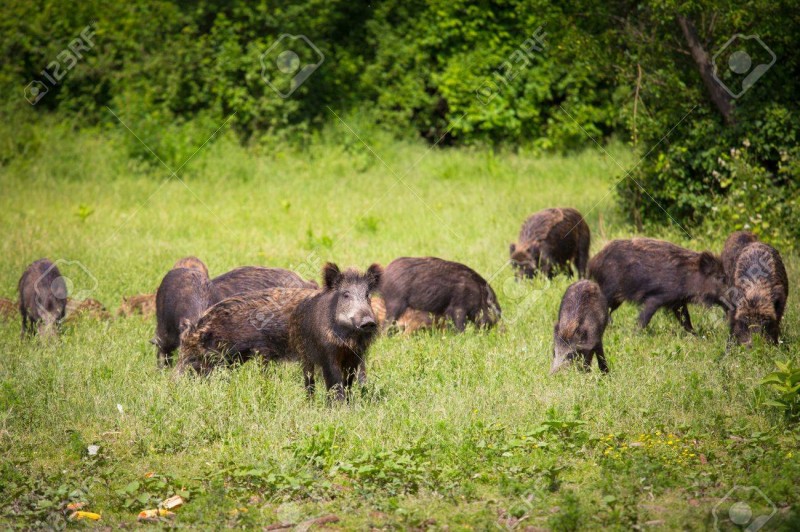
1, 1, 797, 240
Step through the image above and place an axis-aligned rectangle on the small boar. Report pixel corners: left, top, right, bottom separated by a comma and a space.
371, 296, 440, 335
729, 242, 789, 346
551, 281, 609, 374
379, 257, 501, 331
172, 256, 209, 278
290, 263, 382, 400
210, 266, 318, 304
510, 208, 591, 279
18, 258, 67, 338
65, 298, 111, 322
177, 287, 318, 375
588, 238, 726, 332
0, 298, 17, 321
721, 231, 758, 283
117, 293, 157, 318
154, 268, 213, 368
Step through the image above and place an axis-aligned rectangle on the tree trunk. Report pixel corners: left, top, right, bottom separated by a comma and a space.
677, 14, 735, 125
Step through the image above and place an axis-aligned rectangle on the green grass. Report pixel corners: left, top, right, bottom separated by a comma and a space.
1, 125, 798, 529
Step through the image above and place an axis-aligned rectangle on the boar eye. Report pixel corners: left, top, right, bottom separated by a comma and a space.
342, 292, 350, 299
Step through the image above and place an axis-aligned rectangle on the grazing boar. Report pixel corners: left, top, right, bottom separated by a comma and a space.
551, 281, 609, 374
290, 263, 382, 400
588, 238, 726, 332
0, 298, 17, 321
154, 268, 213, 368
18, 258, 67, 338
172, 256, 209, 278
177, 287, 318, 375
379, 257, 501, 331
721, 231, 758, 283
729, 242, 789, 346
371, 296, 440, 335
210, 266, 318, 304
510, 208, 590, 279
65, 298, 111, 322
117, 293, 156, 318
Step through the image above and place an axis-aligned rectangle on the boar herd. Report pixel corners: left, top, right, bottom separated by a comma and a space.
7, 207, 790, 399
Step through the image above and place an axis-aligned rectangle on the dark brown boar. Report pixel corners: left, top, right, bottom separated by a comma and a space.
18, 258, 68, 338
551, 280, 609, 374
117, 293, 156, 318
0, 298, 17, 321
177, 287, 318, 375
510, 208, 591, 279
729, 242, 788, 346
210, 266, 318, 304
379, 257, 501, 331
290, 263, 382, 401
154, 268, 213, 368
721, 231, 758, 283
588, 238, 726, 332
172, 256, 209, 278
65, 298, 111, 322
371, 296, 440, 335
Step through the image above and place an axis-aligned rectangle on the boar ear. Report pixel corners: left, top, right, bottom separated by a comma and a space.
509, 243, 516, 254
366, 263, 383, 292
699, 252, 721, 276
322, 262, 342, 290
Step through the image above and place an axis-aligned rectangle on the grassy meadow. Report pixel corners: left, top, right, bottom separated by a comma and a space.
1, 125, 798, 529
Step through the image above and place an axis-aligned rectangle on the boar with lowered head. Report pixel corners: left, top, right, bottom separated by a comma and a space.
721, 230, 758, 283
510, 208, 590, 279
290, 263, 382, 401
210, 266, 317, 304
551, 280, 610, 374
153, 268, 213, 368
173, 256, 209, 278
588, 238, 727, 332
379, 257, 500, 331
729, 242, 788, 346
177, 287, 318, 375
18, 258, 67, 338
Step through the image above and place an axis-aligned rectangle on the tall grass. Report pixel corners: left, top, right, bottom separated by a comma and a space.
0, 126, 797, 529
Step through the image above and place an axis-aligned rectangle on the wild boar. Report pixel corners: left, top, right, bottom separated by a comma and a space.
0, 298, 17, 321
379, 257, 500, 331
588, 238, 726, 332
371, 296, 440, 335
551, 281, 609, 374
210, 266, 318, 304
18, 258, 67, 338
117, 293, 156, 318
65, 298, 111, 322
172, 256, 209, 278
154, 268, 213, 368
729, 242, 789, 346
290, 263, 382, 400
177, 287, 318, 375
721, 230, 758, 283
510, 208, 591, 279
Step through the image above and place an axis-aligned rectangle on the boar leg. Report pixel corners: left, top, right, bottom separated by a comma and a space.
447, 307, 467, 331
20, 313, 29, 339
580, 351, 593, 372
765, 321, 780, 344
672, 305, 695, 333
637, 299, 663, 329
575, 239, 590, 279
594, 346, 609, 373
303, 361, 316, 397
320, 360, 346, 401
383, 300, 407, 330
